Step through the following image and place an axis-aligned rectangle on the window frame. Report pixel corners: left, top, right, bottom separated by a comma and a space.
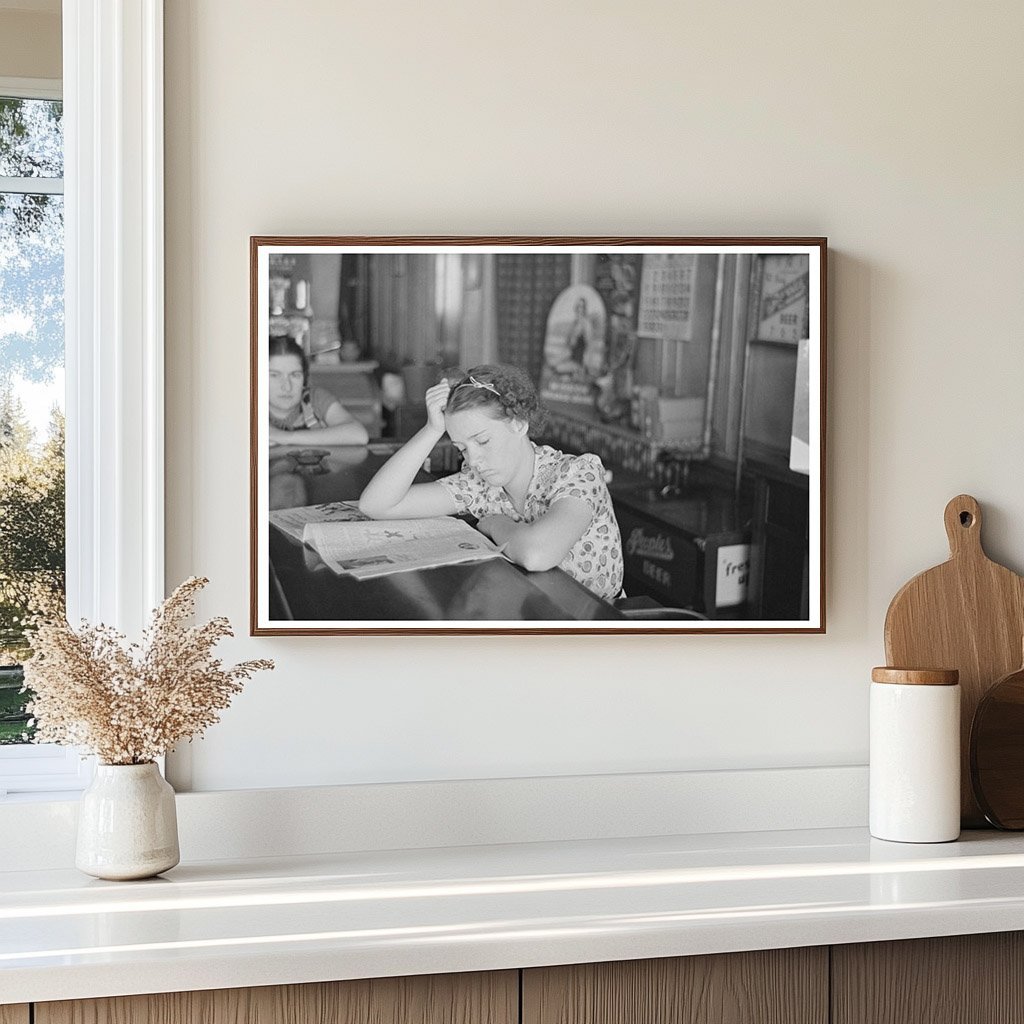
0, 75, 63, 193
0, 75, 81, 795
0, 0, 165, 799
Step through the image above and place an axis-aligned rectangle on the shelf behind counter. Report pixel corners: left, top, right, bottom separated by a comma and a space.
608, 475, 752, 620
533, 404, 809, 620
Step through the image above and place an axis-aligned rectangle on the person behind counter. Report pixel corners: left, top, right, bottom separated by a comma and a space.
358, 364, 623, 601
268, 336, 369, 446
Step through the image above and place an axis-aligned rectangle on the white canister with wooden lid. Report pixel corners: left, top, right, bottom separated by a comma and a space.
870, 667, 961, 843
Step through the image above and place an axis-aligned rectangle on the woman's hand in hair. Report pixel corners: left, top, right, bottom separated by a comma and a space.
425, 379, 452, 434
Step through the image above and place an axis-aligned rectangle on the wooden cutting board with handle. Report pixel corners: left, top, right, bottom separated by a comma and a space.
884, 494, 1024, 827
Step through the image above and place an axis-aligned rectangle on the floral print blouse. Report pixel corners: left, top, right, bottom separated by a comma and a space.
438, 443, 623, 601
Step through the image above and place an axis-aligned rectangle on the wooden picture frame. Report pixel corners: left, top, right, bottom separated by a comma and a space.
251, 237, 826, 635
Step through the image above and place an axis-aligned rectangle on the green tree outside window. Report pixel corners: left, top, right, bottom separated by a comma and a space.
0, 94, 65, 743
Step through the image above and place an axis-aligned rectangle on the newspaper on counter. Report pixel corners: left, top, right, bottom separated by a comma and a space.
268, 501, 366, 543
302, 517, 503, 580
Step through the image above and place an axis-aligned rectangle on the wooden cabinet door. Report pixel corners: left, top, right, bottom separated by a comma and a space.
832, 933, 1024, 1024
0, 1007, 29, 1024
36, 971, 517, 1024
523, 949, 827, 1024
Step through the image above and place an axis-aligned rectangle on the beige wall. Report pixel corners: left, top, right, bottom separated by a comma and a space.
164, 0, 1024, 790
0, 10, 60, 80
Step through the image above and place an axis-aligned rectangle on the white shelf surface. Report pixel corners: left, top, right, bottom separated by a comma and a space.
5, 826, 1024, 1004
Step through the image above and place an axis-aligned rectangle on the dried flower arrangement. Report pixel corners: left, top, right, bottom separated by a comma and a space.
22, 576, 273, 765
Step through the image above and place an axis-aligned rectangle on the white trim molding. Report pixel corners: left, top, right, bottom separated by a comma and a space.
63, 0, 164, 633
0, 175, 63, 194
0, 765, 870, 866
0, 75, 62, 100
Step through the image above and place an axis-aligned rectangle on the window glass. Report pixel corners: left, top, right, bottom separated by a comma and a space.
0, 97, 63, 178
0, 97, 65, 745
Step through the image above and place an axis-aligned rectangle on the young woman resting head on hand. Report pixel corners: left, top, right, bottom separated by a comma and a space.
358, 364, 623, 601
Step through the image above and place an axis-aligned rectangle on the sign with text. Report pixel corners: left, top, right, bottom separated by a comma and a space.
715, 544, 750, 608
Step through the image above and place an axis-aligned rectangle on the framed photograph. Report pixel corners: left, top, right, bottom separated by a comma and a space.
250, 237, 826, 635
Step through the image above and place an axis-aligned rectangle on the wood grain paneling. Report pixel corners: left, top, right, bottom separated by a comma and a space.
833, 933, 1024, 1024
522, 949, 828, 1024
0, 1006, 29, 1024
36, 971, 517, 1024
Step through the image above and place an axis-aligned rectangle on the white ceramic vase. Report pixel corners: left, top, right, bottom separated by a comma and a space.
76, 762, 180, 880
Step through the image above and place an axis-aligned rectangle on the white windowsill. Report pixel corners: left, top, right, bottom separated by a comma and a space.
0, 789, 87, 804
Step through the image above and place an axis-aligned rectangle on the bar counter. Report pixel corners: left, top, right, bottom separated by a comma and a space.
266, 444, 623, 624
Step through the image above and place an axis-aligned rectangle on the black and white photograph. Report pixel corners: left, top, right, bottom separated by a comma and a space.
251, 238, 825, 634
